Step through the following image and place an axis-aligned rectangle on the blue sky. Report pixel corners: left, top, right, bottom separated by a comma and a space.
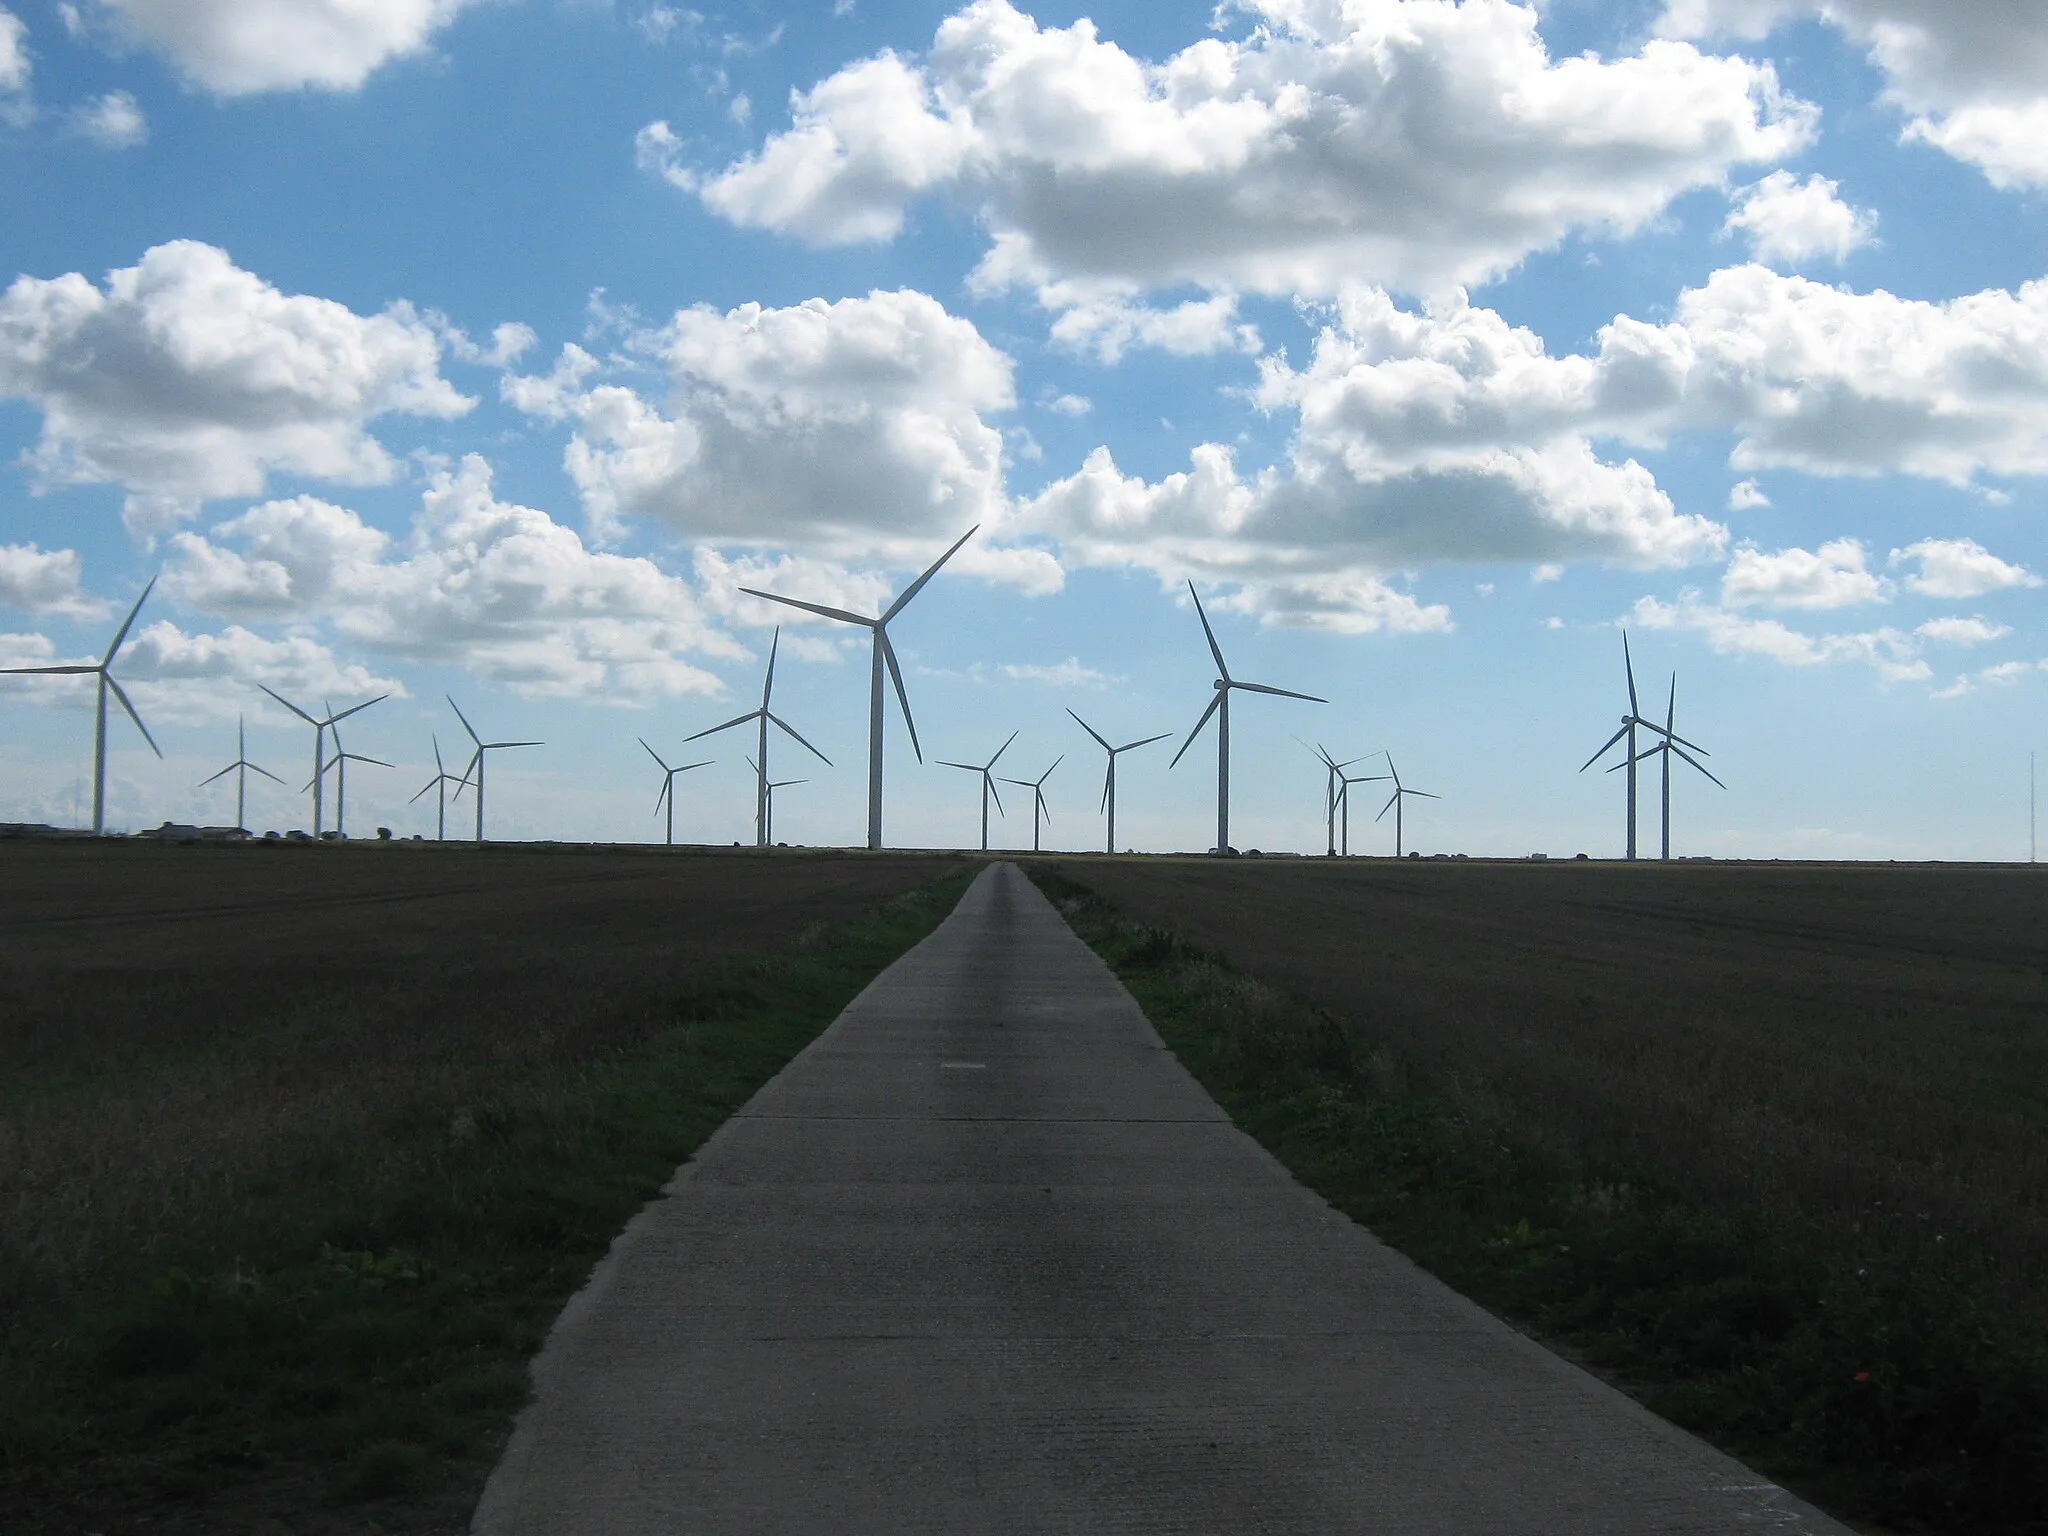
1, 0, 2044, 857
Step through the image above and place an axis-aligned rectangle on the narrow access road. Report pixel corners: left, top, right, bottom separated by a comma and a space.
473, 861, 1850, 1534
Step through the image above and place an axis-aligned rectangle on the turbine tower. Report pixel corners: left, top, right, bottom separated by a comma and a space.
641, 739, 712, 846
1, 577, 161, 834
1579, 633, 1701, 860
1067, 709, 1169, 855
259, 686, 387, 837
1611, 675, 1723, 860
1337, 759, 1388, 857
314, 715, 391, 839
748, 756, 808, 844
1168, 581, 1324, 854
409, 735, 466, 841
1001, 756, 1063, 853
684, 628, 830, 847
447, 696, 541, 844
1375, 755, 1439, 858
739, 525, 976, 850
198, 715, 283, 831
939, 730, 1017, 853
1307, 741, 1371, 857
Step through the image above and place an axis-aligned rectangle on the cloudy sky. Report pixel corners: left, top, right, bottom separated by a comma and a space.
1, 0, 2044, 856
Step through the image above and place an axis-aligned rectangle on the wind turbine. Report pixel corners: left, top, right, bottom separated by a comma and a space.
1611, 675, 1723, 860
409, 735, 466, 841
738, 525, 976, 849
684, 627, 830, 847
1, 577, 161, 834
1001, 756, 1063, 853
1168, 581, 1324, 854
641, 739, 712, 846
1375, 754, 1438, 858
1337, 760, 1389, 857
1067, 709, 1169, 855
1306, 741, 1370, 857
259, 686, 387, 837
447, 697, 541, 843
198, 715, 283, 831
748, 756, 808, 844
312, 714, 391, 839
939, 730, 1016, 853
1579, 633, 1705, 860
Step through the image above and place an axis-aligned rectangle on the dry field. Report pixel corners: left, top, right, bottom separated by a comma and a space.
1053, 854, 2048, 1310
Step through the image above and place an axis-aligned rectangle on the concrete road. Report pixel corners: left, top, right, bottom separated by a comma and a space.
473, 861, 1851, 1534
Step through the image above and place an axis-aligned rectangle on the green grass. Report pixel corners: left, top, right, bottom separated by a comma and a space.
1, 866, 978, 1530
1027, 863, 2048, 1536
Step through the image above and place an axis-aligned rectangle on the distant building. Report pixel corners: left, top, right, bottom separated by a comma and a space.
133, 822, 252, 842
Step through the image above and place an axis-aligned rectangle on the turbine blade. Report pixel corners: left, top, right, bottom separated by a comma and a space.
1187, 580, 1230, 680
1119, 731, 1172, 752
987, 728, 1018, 770
409, 779, 438, 803
1100, 765, 1112, 814
1065, 707, 1111, 751
105, 675, 162, 757
1579, 725, 1629, 772
762, 626, 780, 708
352, 755, 395, 769
447, 695, 482, 746
882, 524, 977, 622
880, 631, 921, 762
1000, 777, 1032, 789
641, 737, 672, 772
259, 683, 318, 725
766, 711, 831, 764
329, 693, 388, 725
433, 734, 445, 774
198, 764, 236, 787
1168, 690, 1224, 768
685, 710, 758, 742
102, 575, 156, 664
488, 740, 543, 749
1409, 790, 1441, 800
679, 759, 713, 773
1044, 753, 1063, 779
1672, 745, 1726, 788
987, 776, 1005, 816
1665, 673, 1676, 734
1232, 680, 1327, 703
0, 664, 97, 675
1623, 631, 1639, 716
249, 763, 285, 784
1377, 792, 1398, 821
654, 776, 671, 815
738, 588, 872, 627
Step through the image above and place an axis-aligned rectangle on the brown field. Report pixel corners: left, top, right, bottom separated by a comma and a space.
1045, 855, 2048, 1305
0, 840, 953, 1317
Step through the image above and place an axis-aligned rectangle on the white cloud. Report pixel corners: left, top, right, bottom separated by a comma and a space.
1631, 591, 1931, 681
77, 0, 481, 96
1719, 537, 1890, 609
1722, 170, 1875, 264
0, 241, 470, 531
69, 88, 145, 147
0, 6, 30, 122
120, 621, 405, 723
1727, 477, 1769, 508
1932, 657, 2048, 697
1042, 391, 1091, 416
999, 656, 1115, 686
508, 290, 1026, 567
0, 544, 102, 615
728, 91, 751, 126
697, 0, 1813, 299
1890, 537, 2040, 598
163, 456, 741, 699
1915, 614, 2008, 646
1045, 292, 1261, 364
1661, 0, 2048, 187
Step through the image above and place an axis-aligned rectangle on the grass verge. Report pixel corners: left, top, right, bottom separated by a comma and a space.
1, 864, 978, 1533
1027, 862, 2048, 1536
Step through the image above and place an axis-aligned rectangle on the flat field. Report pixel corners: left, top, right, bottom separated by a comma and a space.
0, 839, 969, 1532
1051, 856, 2048, 1292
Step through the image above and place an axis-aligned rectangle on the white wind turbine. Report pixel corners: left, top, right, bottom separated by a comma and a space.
257, 687, 387, 837
0, 577, 161, 835
1611, 674, 1723, 861
198, 715, 283, 831
1337, 759, 1389, 857
409, 735, 466, 841
748, 756, 808, 844
447, 696, 541, 843
641, 739, 713, 846
738, 525, 976, 849
1306, 741, 1372, 857
1168, 581, 1324, 854
1001, 756, 1063, 853
313, 714, 391, 839
684, 627, 830, 846
939, 730, 1017, 853
1579, 633, 1703, 860
1067, 709, 1169, 855
1375, 754, 1438, 858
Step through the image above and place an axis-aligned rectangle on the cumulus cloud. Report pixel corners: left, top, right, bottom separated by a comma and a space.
0, 543, 102, 615
1914, 614, 2008, 645
1890, 536, 2040, 597
1046, 292, 1260, 364
163, 456, 740, 699
1631, 591, 1932, 681
1722, 170, 1875, 264
76, 0, 481, 95
0, 241, 470, 532
694, 0, 1812, 301
0, 6, 29, 123
69, 88, 144, 146
1661, 0, 2048, 187
1720, 537, 1890, 608
507, 290, 1027, 569
1727, 477, 1769, 508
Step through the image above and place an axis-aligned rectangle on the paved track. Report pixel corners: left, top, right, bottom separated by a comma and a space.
473, 861, 1851, 1534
